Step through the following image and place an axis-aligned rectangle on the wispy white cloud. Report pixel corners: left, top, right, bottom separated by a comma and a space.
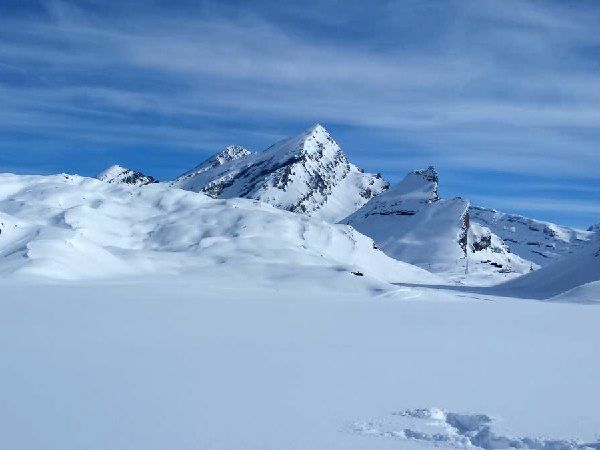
0, 0, 598, 226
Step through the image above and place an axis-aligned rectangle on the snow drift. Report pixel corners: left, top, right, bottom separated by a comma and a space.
493, 234, 600, 300
0, 173, 433, 285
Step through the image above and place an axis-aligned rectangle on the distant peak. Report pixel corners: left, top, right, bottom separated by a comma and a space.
308, 123, 326, 132
303, 123, 330, 139
96, 164, 157, 186
213, 145, 252, 161
186, 145, 253, 175
97, 164, 125, 178
412, 166, 438, 183
382, 166, 439, 203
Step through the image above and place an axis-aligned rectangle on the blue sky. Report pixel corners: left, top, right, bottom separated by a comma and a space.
0, 0, 599, 228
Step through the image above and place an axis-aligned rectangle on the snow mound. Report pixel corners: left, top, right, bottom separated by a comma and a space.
0, 173, 433, 285
469, 206, 592, 266
96, 164, 157, 186
353, 407, 599, 450
171, 124, 389, 222
493, 235, 600, 299
551, 281, 600, 304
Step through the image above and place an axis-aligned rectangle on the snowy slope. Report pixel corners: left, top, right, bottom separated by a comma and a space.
1, 275, 599, 450
173, 145, 253, 191
1, 174, 599, 450
96, 164, 157, 186
171, 125, 389, 222
493, 233, 600, 300
0, 173, 433, 285
342, 167, 531, 282
342, 168, 468, 272
469, 206, 593, 266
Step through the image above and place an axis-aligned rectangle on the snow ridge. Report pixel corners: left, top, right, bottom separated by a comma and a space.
342, 167, 531, 282
342, 167, 470, 275
469, 206, 593, 266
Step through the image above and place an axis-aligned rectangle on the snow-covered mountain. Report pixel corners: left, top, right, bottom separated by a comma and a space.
341, 167, 467, 271
469, 206, 593, 266
96, 164, 157, 186
341, 167, 532, 282
0, 172, 433, 285
171, 125, 389, 222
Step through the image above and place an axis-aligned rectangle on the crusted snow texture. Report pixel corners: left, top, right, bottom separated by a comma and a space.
0, 172, 434, 284
96, 165, 157, 186
171, 124, 389, 223
354, 407, 597, 450
469, 206, 593, 266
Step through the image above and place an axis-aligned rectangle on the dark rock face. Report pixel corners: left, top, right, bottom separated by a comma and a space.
459, 210, 470, 256
472, 234, 492, 252
116, 170, 157, 186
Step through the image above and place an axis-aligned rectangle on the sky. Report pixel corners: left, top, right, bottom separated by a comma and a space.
0, 0, 599, 228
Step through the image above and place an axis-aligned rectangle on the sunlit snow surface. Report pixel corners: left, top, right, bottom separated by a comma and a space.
1, 276, 599, 450
0, 172, 599, 449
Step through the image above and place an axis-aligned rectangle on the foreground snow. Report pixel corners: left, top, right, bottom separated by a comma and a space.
1, 274, 598, 450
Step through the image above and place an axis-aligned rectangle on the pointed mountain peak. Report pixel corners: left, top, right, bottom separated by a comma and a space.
304, 123, 333, 142
413, 166, 438, 184
96, 165, 157, 186
173, 124, 388, 221
305, 123, 327, 135
263, 123, 340, 162
384, 166, 439, 203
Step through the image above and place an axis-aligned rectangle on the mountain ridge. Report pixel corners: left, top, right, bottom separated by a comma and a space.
171, 124, 389, 222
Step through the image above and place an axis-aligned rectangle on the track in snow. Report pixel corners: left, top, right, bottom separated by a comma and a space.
353, 408, 600, 450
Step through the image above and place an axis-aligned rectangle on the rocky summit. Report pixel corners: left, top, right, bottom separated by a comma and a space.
171, 124, 389, 222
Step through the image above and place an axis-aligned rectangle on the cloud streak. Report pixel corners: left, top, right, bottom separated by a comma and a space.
0, 0, 598, 226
